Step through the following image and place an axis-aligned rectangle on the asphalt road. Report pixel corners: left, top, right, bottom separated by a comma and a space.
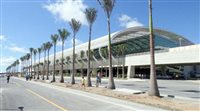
0, 77, 166, 111
50, 76, 200, 100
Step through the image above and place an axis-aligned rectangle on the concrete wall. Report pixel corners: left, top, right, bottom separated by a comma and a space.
125, 44, 200, 66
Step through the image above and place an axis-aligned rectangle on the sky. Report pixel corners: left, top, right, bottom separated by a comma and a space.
0, 0, 199, 73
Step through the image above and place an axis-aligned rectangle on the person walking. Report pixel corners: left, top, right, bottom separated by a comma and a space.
25, 69, 29, 81
97, 72, 102, 84
96, 75, 99, 87
7, 75, 10, 83
81, 76, 86, 90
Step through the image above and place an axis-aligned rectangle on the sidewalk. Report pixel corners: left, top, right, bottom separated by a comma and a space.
114, 88, 200, 102
52, 76, 200, 102
54, 76, 147, 82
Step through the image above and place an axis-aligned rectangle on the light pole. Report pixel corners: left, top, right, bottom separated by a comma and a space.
179, 38, 182, 46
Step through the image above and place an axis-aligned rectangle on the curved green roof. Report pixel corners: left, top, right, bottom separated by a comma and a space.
109, 27, 193, 56
112, 27, 193, 46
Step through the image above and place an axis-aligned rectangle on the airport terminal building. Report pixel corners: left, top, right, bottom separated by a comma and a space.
43, 27, 200, 79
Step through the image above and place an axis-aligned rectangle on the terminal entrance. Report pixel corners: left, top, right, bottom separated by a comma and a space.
133, 65, 186, 79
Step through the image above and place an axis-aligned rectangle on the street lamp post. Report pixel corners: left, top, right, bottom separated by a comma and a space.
179, 38, 182, 46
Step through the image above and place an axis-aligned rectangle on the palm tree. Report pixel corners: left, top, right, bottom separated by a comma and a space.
97, 0, 116, 89
33, 49, 37, 79
80, 50, 85, 77
58, 28, 70, 83
112, 45, 119, 78
42, 43, 47, 80
22, 56, 26, 74
101, 47, 108, 77
148, 0, 160, 96
51, 34, 59, 82
37, 48, 41, 79
88, 50, 94, 75
66, 56, 70, 65
20, 56, 25, 76
46, 42, 52, 80
60, 58, 65, 74
118, 44, 127, 79
26, 53, 31, 77
29, 48, 34, 79
15, 59, 20, 74
69, 18, 81, 85
85, 8, 97, 87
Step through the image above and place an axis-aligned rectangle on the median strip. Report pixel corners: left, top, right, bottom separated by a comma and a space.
26, 89, 68, 111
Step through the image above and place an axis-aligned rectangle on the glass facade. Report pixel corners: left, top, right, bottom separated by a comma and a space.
154, 35, 179, 48
88, 27, 193, 60
110, 34, 180, 57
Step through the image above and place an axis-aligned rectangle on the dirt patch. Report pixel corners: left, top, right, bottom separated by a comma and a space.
35, 80, 200, 111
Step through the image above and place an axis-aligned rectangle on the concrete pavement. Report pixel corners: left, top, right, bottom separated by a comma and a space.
49, 76, 200, 101
0, 77, 167, 111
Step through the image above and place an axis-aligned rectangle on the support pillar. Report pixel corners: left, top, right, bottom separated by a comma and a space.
127, 65, 135, 79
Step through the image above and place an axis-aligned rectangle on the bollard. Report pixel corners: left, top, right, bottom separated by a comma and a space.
18, 107, 24, 111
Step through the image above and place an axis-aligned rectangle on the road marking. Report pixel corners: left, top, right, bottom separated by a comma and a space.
26, 89, 69, 111
14, 82, 21, 87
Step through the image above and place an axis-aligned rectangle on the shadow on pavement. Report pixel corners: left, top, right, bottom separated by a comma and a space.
180, 90, 200, 93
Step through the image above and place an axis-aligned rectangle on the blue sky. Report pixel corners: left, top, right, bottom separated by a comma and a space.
0, 0, 199, 72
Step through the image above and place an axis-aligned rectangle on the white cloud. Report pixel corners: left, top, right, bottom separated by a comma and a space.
5, 45, 27, 53
118, 14, 143, 28
1, 56, 16, 67
44, 0, 88, 25
0, 35, 7, 41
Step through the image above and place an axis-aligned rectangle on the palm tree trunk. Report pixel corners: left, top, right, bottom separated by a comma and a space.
43, 51, 45, 80
148, 0, 160, 96
107, 16, 115, 89
21, 61, 23, 77
29, 59, 31, 77
71, 34, 75, 84
31, 54, 32, 78
87, 25, 92, 87
37, 53, 40, 79
122, 54, 125, 79
52, 45, 56, 82
60, 42, 64, 83
101, 67, 103, 76
106, 67, 108, 78
117, 58, 119, 78
46, 50, 49, 80
81, 67, 83, 77
34, 55, 36, 79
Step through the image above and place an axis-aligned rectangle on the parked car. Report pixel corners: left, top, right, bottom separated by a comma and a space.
0, 74, 5, 78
